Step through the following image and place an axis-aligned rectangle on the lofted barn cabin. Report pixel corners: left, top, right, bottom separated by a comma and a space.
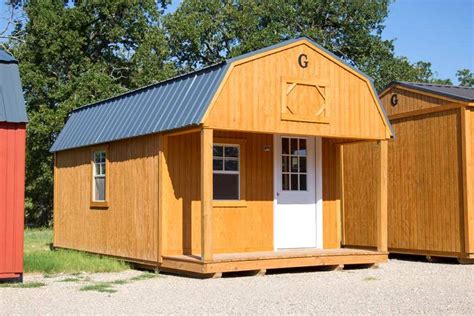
343, 82, 474, 263
0, 49, 27, 281
51, 38, 393, 277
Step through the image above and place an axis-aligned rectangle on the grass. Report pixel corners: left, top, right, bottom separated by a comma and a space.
59, 277, 83, 283
0, 282, 46, 288
24, 228, 129, 274
80, 283, 117, 293
129, 272, 157, 281
78, 273, 158, 293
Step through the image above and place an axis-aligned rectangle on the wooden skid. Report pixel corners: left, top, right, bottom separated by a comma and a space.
161, 249, 387, 276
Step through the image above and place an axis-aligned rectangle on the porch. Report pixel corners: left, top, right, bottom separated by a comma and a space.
160, 248, 387, 277
157, 128, 389, 277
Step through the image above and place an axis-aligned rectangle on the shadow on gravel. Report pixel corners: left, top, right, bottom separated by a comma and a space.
389, 253, 459, 264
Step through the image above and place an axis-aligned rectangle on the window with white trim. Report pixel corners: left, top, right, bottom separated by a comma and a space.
93, 151, 107, 201
281, 137, 307, 191
213, 144, 240, 200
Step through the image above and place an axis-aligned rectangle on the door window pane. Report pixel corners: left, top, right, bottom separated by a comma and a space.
282, 156, 289, 172
281, 137, 309, 191
300, 174, 307, 191
291, 174, 299, 190
299, 157, 307, 172
282, 138, 289, 155
299, 139, 307, 156
282, 174, 289, 191
291, 156, 298, 172
291, 138, 298, 155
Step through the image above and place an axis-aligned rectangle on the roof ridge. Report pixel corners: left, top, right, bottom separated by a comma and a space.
399, 80, 473, 90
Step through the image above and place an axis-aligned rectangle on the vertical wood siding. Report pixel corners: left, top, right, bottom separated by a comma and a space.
382, 87, 457, 117
205, 43, 388, 140
322, 139, 341, 249
164, 131, 274, 256
344, 87, 465, 255
0, 123, 25, 278
54, 134, 159, 262
342, 141, 378, 248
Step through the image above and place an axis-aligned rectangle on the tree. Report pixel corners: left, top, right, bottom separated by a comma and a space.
8, 0, 175, 226
456, 69, 474, 87
165, 0, 450, 90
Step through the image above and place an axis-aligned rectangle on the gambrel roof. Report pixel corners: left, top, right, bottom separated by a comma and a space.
51, 37, 392, 152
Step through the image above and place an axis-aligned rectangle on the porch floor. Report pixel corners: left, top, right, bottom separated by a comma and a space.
160, 248, 387, 276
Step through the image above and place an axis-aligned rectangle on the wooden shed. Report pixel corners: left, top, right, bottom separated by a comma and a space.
51, 38, 394, 277
0, 50, 27, 281
343, 81, 474, 263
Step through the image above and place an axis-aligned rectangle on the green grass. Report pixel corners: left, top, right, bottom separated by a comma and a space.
129, 272, 157, 281
24, 228, 129, 274
0, 282, 46, 288
80, 282, 117, 293
59, 277, 83, 283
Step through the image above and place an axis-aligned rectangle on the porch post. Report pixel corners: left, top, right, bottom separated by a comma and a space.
376, 140, 388, 252
201, 127, 213, 262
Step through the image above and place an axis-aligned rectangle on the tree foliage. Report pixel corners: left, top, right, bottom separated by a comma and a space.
8, 0, 175, 226
4, 0, 460, 227
164, 0, 451, 90
456, 69, 474, 87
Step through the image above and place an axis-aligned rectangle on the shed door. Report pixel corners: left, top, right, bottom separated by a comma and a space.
274, 135, 323, 249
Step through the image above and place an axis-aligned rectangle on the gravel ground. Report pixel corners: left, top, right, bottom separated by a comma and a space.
1, 259, 473, 315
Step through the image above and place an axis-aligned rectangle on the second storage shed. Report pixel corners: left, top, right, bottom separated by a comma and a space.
0, 49, 27, 281
343, 82, 474, 262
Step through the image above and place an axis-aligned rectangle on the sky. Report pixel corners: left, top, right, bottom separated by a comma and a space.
1, 0, 472, 84
382, 0, 473, 84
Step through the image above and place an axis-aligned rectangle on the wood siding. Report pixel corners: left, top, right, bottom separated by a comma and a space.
0, 123, 25, 278
163, 131, 274, 256
342, 141, 378, 248
344, 86, 467, 256
381, 86, 458, 117
205, 42, 389, 140
322, 139, 341, 249
54, 134, 160, 263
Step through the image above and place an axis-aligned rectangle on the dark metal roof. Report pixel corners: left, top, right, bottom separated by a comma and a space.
51, 37, 391, 152
0, 49, 17, 64
386, 81, 474, 102
51, 63, 228, 152
0, 49, 27, 123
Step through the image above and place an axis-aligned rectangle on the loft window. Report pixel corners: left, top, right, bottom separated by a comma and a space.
93, 151, 107, 201
213, 144, 240, 200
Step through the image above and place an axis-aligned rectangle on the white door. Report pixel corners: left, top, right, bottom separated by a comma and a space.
274, 135, 323, 249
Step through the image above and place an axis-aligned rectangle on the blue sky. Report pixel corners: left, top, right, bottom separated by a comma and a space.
382, 0, 473, 84
1, 0, 472, 83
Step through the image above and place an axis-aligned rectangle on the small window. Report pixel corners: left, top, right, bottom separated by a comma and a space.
213, 144, 240, 200
282, 137, 307, 191
93, 151, 107, 201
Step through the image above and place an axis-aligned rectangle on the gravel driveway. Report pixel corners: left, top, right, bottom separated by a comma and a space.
1, 259, 473, 314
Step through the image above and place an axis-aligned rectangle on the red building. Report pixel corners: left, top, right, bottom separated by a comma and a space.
0, 49, 27, 281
